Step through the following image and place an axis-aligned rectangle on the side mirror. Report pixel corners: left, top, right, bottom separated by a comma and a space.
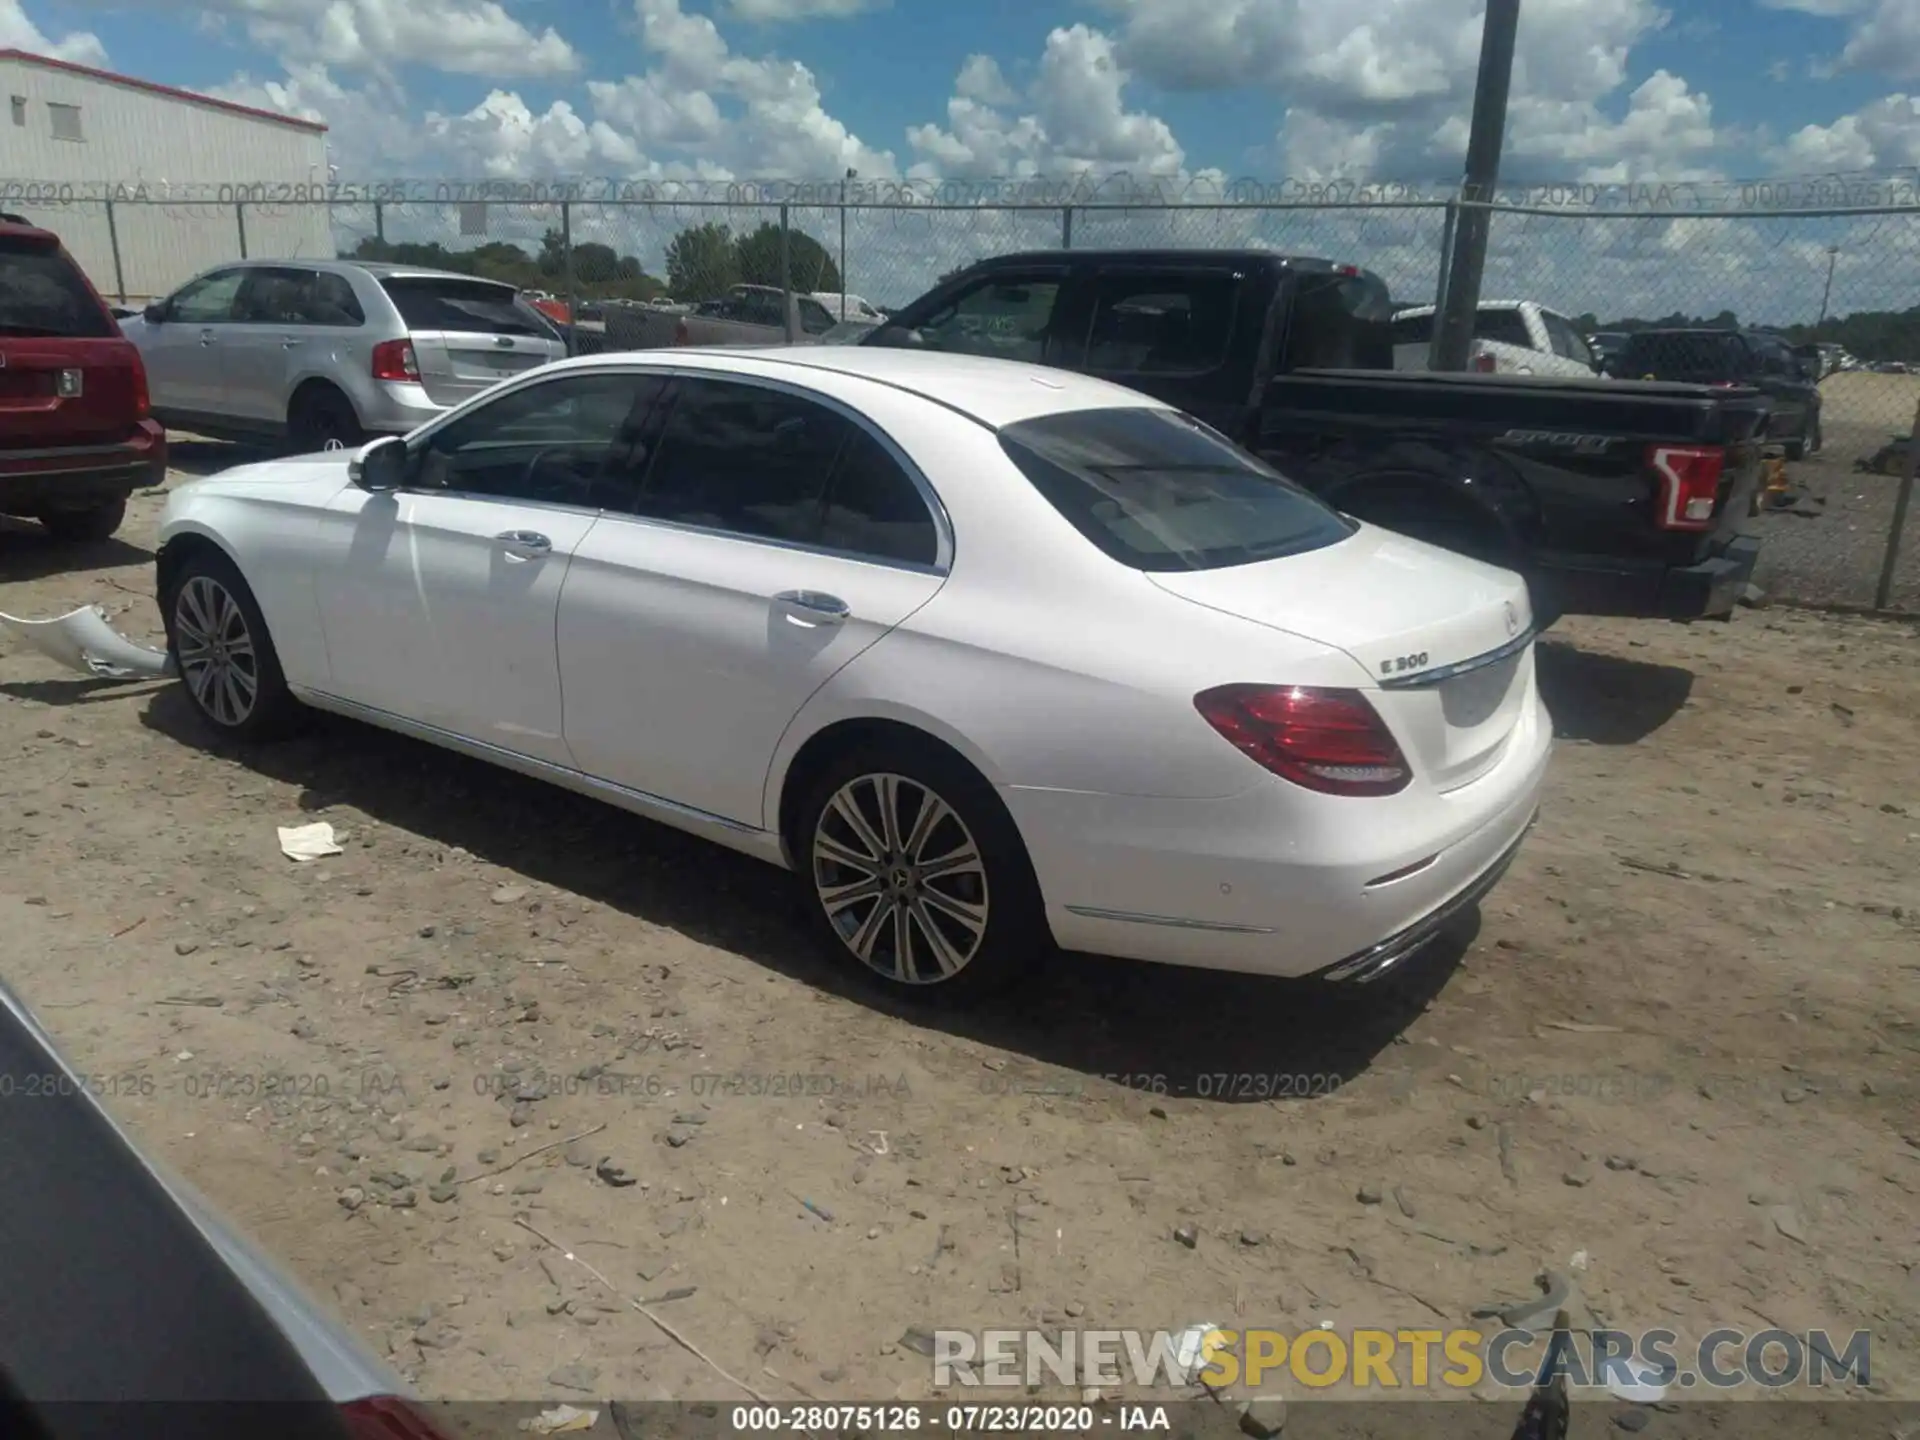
142, 301, 166, 324
348, 435, 409, 493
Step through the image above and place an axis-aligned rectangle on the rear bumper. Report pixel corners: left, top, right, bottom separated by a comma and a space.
1534, 534, 1761, 620
0, 421, 166, 511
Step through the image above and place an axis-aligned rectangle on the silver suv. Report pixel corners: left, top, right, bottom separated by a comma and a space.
123, 258, 568, 450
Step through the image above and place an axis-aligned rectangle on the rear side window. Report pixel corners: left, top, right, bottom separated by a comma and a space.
1083, 274, 1237, 374
1473, 308, 1534, 348
379, 277, 557, 339
0, 240, 112, 338
1277, 271, 1395, 371
1620, 333, 1747, 379
819, 427, 938, 566
1000, 407, 1354, 573
637, 377, 847, 545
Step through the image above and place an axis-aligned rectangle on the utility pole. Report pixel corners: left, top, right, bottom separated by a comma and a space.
839, 167, 856, 321
1431, 0, 1522, 372
1816, 245, 1838, 328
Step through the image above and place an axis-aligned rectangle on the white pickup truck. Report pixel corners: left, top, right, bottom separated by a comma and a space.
1390, 300, 1601, 378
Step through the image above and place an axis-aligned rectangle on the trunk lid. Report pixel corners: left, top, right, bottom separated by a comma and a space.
1, 231, 141, 448
376, 275, 565, 405
1150, 525, 1537, 793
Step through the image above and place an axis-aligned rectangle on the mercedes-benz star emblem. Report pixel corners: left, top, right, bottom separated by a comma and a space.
324, 438, 345, 452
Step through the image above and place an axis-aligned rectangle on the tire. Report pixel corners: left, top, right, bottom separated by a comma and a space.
288, 386, 363, 453
794, 739, 1047, 1003
162, 548, 302, 742
37, 498, 127, 543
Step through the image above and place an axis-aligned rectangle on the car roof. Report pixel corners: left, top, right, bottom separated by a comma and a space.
541, 346, 1172, 429
208, 257, 514, 286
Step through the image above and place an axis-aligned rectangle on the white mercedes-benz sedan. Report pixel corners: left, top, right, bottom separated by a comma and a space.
152, 346, 1551, 1000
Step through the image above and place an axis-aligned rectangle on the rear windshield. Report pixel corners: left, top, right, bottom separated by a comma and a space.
999, 407, 1354, 573
0, 241, 113, 338
1619, 333, 1748, 378
378, 277, 558, 338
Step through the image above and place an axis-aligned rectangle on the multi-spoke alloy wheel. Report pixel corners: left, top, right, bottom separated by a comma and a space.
165, 552, 298, 741
812, 772, 991, 984
175, 575, 259, 728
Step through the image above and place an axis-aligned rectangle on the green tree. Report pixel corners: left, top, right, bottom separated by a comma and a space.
733, 221, 842, 294
665, 222, 740, 300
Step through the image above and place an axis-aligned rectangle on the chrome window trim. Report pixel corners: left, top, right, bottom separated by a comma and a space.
395, 362, 956, 574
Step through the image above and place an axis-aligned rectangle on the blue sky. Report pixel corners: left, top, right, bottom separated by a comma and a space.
6, 0, 1920, 184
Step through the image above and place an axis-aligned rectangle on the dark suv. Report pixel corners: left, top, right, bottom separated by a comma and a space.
1610, 327, 1822, 459
0, 215, 165, 542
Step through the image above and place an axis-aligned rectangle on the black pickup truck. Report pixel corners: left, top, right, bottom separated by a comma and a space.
863, 250, 1767, 622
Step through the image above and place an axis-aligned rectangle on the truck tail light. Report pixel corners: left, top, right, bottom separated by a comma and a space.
371, 339, 420, 382
340, 1395, 459, 1440
1649, 444, 1725, 530
1472, 351, 1498, 373
1194, 685, 1411, 797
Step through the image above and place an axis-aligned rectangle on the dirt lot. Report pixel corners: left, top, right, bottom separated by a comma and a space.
3, 468, 1919, 1424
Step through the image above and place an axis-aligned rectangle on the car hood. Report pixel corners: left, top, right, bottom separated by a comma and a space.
180, 449, 358, 496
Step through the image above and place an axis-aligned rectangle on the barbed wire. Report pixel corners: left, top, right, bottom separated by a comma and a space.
6, 170, 1920, 214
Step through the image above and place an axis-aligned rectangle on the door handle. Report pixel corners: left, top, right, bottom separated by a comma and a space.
495, 530, 552, 559
198, 329, 216, 346
775, 589, 850, 620
281, 337, 300, 349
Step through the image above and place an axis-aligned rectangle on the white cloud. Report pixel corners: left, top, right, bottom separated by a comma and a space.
1760, 0, 1920, 81
908, 24, 1185, 178
0, 0, 108, 65
1771, 93, 1920, 171
723, 0, 887, 19
209, 0, 578, 80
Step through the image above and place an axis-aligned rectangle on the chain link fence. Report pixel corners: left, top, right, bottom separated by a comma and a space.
3, 175, 1914, 611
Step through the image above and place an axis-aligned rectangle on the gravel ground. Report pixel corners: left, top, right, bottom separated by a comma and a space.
2, 463, 1919, 1434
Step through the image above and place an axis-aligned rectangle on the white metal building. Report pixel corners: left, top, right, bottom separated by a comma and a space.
1, 48, 331, 301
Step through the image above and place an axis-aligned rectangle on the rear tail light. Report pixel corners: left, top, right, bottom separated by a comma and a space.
1648, 444, 1725, 530
673, 318, 691, 346
371, 339, 420, 382
1471, 351, 1498, 373
340, 1396, 458, 1440
130, 350, 150, 419
1194, 685, 1411, 797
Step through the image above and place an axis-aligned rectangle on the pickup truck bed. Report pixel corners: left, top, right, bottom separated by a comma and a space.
1267, 368, 1765, 619
865, 250, 1766, 623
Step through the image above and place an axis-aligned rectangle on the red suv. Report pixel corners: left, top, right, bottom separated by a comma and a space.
1, 214, 165, 542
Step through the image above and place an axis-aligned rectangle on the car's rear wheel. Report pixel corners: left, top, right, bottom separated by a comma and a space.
38, 499, 127, 543
288, 385, 363, 453
164, 550, 301, 741
796, 742, 1045, 1002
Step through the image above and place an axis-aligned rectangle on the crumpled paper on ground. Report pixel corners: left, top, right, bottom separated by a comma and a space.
277, 822, 343, 862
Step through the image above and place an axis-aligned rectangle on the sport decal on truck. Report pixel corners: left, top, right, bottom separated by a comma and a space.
1497, 429, 1613, 454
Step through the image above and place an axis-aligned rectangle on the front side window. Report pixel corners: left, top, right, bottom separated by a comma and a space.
1000, 407, 1354, 573
414, 372, 664, 507
869, 274, 1066, 363
1540, 311, 1592, 364
169, 269, 246, 325
1083, 275, 1238, 375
